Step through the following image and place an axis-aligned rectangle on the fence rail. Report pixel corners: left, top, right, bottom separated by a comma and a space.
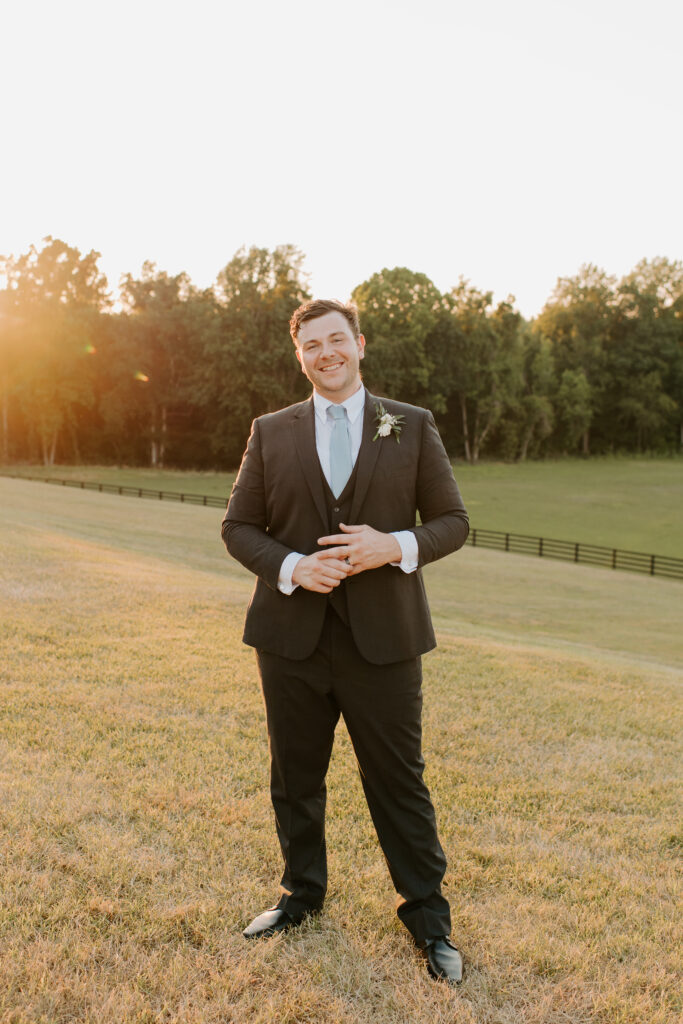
468, 527, 683, 580
3, 473, 227, 509
4, 473, 682, 581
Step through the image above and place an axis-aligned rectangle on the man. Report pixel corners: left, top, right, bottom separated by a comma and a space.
221, 298, 469, 986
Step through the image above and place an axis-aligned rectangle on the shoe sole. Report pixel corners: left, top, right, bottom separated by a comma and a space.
243, 923, 293, 939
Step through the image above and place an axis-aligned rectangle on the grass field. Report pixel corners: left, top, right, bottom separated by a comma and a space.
5, 454, 682, 556
1, 477, 681, 1024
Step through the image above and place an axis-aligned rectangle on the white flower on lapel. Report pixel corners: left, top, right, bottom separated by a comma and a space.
373, 402, 405, 443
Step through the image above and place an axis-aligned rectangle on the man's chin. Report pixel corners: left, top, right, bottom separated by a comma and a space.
309, 372, 362, 402
317, 372, 345, 388
313, 378, 345, 397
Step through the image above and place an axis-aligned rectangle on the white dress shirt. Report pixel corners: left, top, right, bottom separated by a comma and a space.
277, 385, 419, 594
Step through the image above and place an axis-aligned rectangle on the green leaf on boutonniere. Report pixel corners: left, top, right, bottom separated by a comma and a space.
373, 402, 405, 443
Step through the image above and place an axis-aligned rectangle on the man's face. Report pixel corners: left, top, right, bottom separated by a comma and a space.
295, 311, 366, 403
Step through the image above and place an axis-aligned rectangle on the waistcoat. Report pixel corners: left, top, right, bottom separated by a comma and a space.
319, 459, 360, 626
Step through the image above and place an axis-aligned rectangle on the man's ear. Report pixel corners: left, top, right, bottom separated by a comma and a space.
295, 346, 304, 370
358, 334, 366, 360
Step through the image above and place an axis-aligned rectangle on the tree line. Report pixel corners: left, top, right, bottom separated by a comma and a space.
1, 237, 681, 467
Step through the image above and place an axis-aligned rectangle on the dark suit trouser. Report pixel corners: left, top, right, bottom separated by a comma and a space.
255, 607, 451, 945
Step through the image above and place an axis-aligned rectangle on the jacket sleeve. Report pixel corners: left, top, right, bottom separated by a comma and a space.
412, 410, 469, 567
221, 418, 294, 591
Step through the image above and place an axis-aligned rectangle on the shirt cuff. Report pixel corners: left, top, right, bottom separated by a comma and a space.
390, 530, 419, 573
277, 552, 306, 594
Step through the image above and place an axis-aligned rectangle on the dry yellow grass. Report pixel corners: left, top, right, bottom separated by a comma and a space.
0, 478, 681, 1023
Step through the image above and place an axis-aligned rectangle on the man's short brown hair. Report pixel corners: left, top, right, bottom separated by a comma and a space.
289, 299, 361, 344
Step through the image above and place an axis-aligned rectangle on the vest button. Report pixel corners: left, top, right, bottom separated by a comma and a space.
333, 506, 340, 512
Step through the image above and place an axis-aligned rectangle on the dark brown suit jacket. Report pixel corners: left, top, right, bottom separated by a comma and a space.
222, 390, 468, 664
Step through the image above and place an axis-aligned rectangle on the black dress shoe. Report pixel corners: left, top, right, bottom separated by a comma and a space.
423, 936, 464, 985
242, 907, 295, 939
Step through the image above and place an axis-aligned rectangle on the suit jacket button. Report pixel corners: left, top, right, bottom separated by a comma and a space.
333, 506, 339, 512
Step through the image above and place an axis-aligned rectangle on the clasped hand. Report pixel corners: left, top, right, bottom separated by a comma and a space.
291, 523, 402, 594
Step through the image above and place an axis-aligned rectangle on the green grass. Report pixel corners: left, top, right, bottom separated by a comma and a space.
1, 477, 681, 1023
5, 454, 682, 556
453, 456, 683, 556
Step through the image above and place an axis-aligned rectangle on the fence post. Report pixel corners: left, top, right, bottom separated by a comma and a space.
612, 549, 617, 569
505, 533, 509, 551
574, 542, 579, 563
650, 554, 655, 576
539, 537, 543, 557
472, 528, 477, 546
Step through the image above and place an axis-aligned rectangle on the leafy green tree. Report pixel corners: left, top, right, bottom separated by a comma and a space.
536, 264, 616, 454
352, 267, 442, 406
1, 237, 109, 465
84, 310, 156, 464
613, 371, 677, 450
509, 327, 555, 461
0, 300, 26, 462
438, 281, 522, 463
605, 258, 683, 450
556, 368, 593, 452
203, 245, 310, 466
118, 263, 216, 467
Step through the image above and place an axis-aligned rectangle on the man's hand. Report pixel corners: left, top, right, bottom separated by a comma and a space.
317, 523, 402, 575
291, 548, 351, 593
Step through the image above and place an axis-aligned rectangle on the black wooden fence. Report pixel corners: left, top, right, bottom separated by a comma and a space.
467, 527, 683, 580
5, 473, 683, 581
4, 474, 227, 507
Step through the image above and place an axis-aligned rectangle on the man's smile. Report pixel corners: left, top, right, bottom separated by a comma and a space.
295, 310, 366, 401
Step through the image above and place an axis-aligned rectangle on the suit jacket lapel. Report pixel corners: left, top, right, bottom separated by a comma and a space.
292, 397, 328, 530
350, 390, 382, 522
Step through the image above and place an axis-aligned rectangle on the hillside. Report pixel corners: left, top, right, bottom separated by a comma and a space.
1, 478, 680, 1023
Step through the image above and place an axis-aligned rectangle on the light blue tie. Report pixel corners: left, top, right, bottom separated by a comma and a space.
328, 404, 353, 498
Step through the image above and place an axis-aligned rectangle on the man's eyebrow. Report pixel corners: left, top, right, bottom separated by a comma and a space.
303, 331, 346, 344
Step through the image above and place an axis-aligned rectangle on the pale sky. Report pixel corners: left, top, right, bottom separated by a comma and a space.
3, 0, 681, 318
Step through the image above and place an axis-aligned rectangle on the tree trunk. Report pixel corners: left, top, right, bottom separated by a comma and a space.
41, 427, 59, 466
582, 428, 590, 455
472, 401, 499, 464
518, 424, 533, 461
69, 421, 82, 464
471, 409, 480, 463
0, 379, 8, 463
150, 406, 158, 467
459, 394, 472, 463
159, 403, 167, 469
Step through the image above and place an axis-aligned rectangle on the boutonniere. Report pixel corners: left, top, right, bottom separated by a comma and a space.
373, 401, 405, 443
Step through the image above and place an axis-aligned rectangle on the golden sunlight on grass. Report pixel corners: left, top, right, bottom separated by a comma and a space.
0, 479, 681, 1023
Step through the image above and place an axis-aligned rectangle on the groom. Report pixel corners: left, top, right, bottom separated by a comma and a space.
221, 298, 469, 985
